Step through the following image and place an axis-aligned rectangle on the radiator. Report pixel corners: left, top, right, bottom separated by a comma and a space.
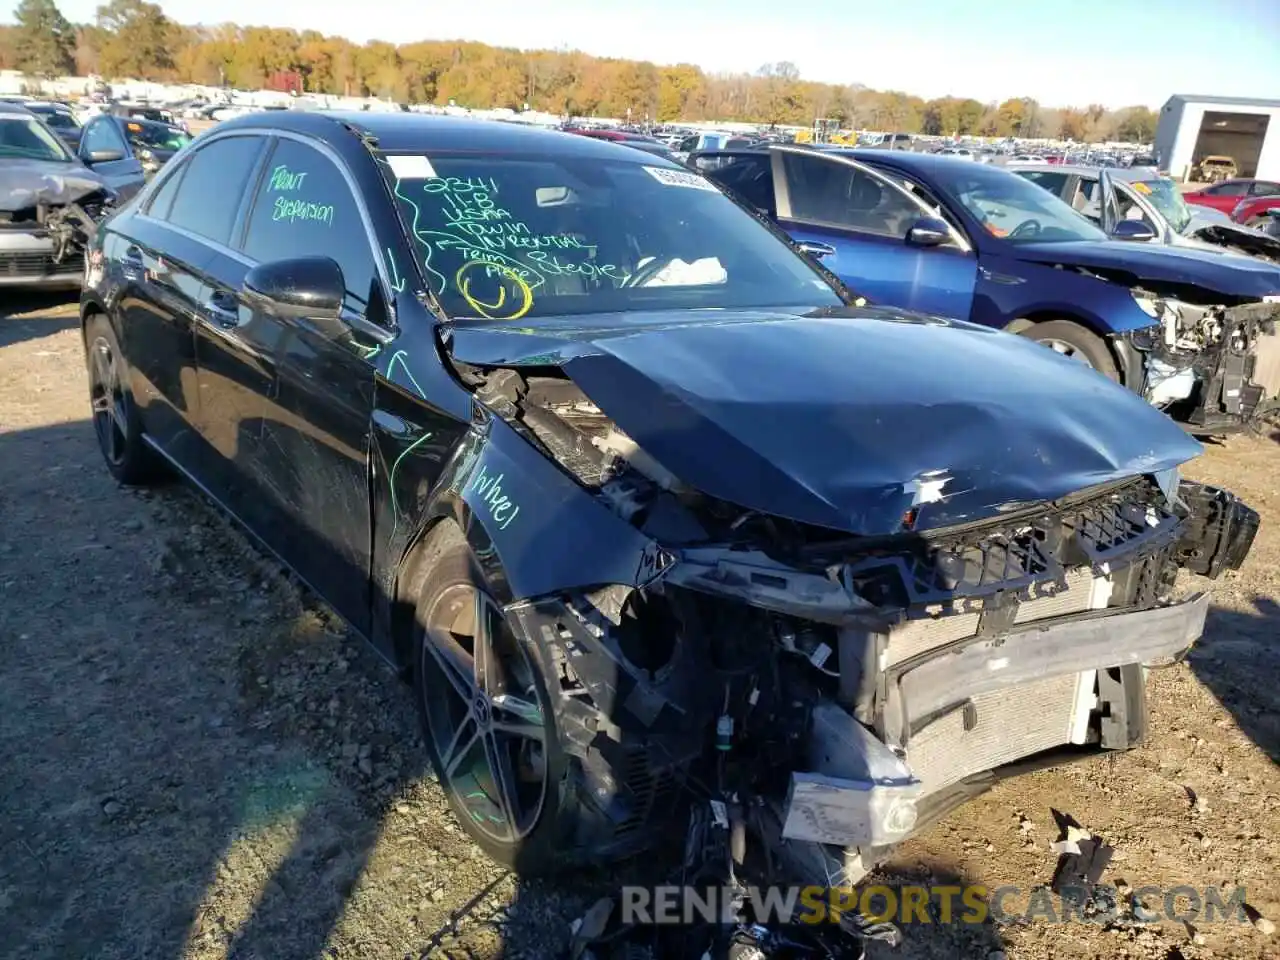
884, 567, 1097, 667
905, 671, 1091, 795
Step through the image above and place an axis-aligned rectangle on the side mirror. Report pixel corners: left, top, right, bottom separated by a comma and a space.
1110, 219, 1158, 242
242, 256, 347, 334
84, 148, 125, 164
905, 216, 951, 247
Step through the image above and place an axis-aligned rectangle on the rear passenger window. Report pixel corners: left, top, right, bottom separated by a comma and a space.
781, 152, 922, 238
1017, 170, 1070, 197
163, 136, 264, 245
146, 164, 185, 220
241, 138, 375, 313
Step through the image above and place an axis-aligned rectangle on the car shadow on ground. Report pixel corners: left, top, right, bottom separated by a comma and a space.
0, 293, 80, 349
0, 416, 1006, 960
1187, 597, 1280, 765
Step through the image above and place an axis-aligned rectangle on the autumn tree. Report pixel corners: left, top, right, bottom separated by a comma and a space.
11, 0, 75, 78
1113, 106, 1157, 143
95, 0, 174, 78
757, 61, 801, 126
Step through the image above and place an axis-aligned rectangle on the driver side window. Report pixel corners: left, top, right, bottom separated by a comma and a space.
80, 119, 126, 157
780, 153, 922, 239
241, 138, 376, 314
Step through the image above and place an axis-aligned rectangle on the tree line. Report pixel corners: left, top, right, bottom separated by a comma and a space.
0, 0, 1159, 141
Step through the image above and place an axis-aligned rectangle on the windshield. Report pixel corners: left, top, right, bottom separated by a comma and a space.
125, 120, 191, 150
29, 107, 80, 130
938, 162, 1107, 243
1134, 178, 1191, 233
380, 153, 844, 320
0, 115, 71, 161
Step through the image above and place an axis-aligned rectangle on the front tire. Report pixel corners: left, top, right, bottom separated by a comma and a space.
84, 312, 166, 486
407, 524, 596, 875
1021, 319, 1120, 382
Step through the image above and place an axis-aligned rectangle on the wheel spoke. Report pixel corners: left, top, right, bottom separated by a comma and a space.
481, 729, 519, 838
472, 590, 497, 696
490, 694, 544, 742
442, 710, 482, 778
425, 635, 476, 703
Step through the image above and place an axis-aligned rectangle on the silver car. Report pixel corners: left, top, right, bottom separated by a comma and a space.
1010, 162, 1280, 263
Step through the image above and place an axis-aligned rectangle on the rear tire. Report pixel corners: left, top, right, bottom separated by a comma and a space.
84, 312, 167, 486
407, 523, 610, 875
1020, 319, 1120, 382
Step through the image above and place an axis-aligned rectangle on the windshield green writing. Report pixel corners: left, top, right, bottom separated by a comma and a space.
387, 163, 630, 318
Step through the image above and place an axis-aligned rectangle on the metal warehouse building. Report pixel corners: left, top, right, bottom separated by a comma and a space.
1154, 94, 1280, 181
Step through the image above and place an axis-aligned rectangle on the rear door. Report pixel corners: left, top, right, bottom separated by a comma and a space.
112, 157, 215, 470
153, 135, 279, 532
773, 148, 977, 317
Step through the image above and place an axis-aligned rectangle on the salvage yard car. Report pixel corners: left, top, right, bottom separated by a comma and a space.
690, 145, 1280, 431
81, 113, 1260, 909
1009, 163, 1280, 264
0, 101, 119, 290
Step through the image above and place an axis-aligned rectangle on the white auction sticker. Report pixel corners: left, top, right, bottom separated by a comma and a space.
642, 165, 720, 191
385, 154, 438, 180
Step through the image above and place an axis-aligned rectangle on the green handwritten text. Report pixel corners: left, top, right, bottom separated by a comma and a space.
269, 164, 308, 192
273, 196, 334, 226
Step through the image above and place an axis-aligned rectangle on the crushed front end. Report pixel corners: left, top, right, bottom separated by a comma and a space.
1121, 292, 1280, 429
0, 171, 114, 289
460, 357, 1261, 900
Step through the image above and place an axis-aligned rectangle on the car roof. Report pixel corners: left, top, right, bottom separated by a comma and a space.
213, 110, 679, 165
1006, 163, 1164, 182
823, 147, 987, 175
0, 101, 35, 116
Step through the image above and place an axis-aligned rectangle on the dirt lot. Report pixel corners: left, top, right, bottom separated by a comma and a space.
2, 293, 1277, 960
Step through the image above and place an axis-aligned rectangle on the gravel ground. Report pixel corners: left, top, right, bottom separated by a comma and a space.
2, 293, 1277, 960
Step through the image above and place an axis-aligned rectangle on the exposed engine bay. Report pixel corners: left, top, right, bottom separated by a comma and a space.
1123, 291, 1280, 427
0, 170, 114, 282
450, 355, 1260, 953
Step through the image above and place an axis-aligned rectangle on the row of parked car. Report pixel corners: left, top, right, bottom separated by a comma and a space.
65, 108, 1264, 914
0, 99, 193, 290
685, 141, 1280, 433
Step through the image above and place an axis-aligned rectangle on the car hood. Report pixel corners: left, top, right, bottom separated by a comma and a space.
1188, 222, 1280, 263
0, 159, 110, 212
1010, 239, 1280, 298
446, 306, 1203, 535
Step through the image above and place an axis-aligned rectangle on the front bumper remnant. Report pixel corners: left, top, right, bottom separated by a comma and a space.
1176, 482, 1261, 577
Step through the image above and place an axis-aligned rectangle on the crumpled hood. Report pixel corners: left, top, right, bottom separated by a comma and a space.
1013, 239, 1280, 299
0, 160, 111, 212
1188, 222, 1280, 264
447, 306, 1203, 535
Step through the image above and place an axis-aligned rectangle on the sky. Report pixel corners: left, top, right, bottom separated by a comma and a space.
24, 0, 1280, 109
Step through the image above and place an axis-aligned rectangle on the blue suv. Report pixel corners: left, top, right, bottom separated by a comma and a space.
692, 145, 1280, 432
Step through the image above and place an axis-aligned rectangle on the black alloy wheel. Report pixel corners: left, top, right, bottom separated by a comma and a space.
420, 582, 548, 843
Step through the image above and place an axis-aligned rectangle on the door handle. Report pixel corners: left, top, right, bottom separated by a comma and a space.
203, 294, 240, 329
797, 241, 836, 259
121, 245, 144, 281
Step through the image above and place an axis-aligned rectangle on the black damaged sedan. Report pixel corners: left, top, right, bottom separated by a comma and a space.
81, 112, 1260, 887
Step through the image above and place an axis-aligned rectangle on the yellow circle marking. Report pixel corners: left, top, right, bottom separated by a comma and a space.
456, 260, 533, 320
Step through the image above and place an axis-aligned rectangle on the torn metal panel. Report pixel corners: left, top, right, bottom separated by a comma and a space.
439, 414, 672, 600
0, 163, 113, 211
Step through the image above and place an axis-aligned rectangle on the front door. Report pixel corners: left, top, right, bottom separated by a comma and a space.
78, 118, 145, 200
231, 136, 391, 631
772, 148, 978, 318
